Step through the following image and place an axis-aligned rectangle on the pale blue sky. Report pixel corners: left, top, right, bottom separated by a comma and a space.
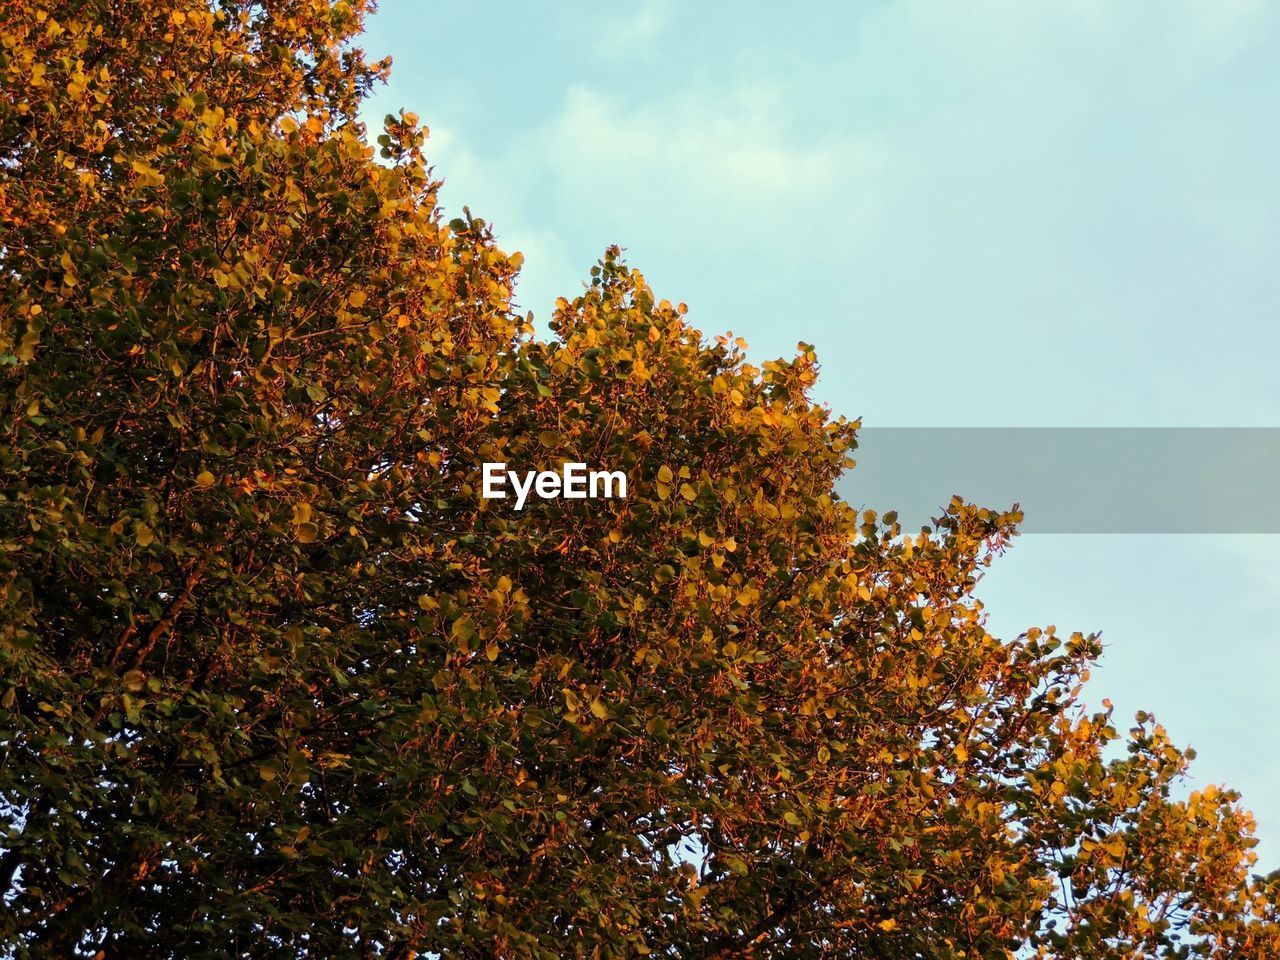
362, 1, 1280, 863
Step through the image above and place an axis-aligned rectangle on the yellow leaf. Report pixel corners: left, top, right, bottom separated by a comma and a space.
196, 470, 215, 488
129, 159, 164, 188
589, 698, 609, 720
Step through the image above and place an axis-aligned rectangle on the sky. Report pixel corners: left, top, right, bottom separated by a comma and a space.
360, 0, 1280, 865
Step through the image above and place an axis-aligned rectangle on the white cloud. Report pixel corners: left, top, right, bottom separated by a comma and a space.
546, 85, 878, 212
587, 0, 671, 58
411, 83, 885, 327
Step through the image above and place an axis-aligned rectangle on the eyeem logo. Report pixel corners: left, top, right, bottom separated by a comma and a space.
482, 462, 627, 510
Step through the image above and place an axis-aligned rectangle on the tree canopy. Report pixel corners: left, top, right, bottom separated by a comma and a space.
1, 1, 1276, 957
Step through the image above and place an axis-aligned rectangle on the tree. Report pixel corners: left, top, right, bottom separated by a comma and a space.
0, 2, 1275, 957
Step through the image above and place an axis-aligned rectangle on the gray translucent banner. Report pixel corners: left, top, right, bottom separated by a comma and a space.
836, 428, 1280, 534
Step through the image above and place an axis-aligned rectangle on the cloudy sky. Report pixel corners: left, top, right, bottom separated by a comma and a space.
361, 0, 1280, 864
